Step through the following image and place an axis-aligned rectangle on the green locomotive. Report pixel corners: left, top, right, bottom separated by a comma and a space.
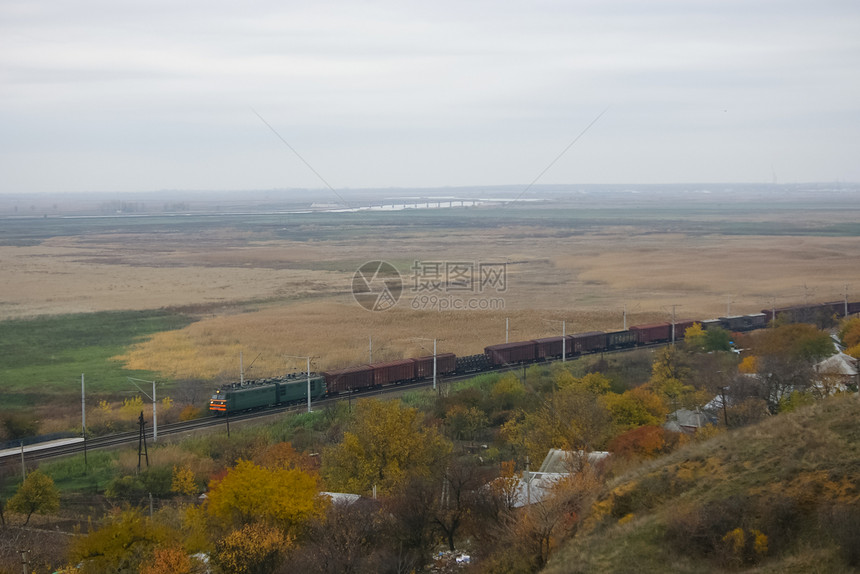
209, 373, 326, 415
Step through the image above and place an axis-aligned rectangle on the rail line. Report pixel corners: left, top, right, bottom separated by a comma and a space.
3, 343, 666, 467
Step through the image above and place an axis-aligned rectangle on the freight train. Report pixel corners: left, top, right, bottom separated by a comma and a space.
209, 300, 860, 415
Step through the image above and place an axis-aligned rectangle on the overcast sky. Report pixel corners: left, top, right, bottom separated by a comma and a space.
2, 0, 859, 194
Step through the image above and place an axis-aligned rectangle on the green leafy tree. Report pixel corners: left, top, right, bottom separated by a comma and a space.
7, 469, 60, 526
704, 328, 732, 352
322, 399, 451, 495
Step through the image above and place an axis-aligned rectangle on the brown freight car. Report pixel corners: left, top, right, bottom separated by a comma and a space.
673, 320, 696, 340
569, 331, 606, 354
533, 337, 569, 360
371, 359, 417, 386
412, 353, 457, 379
485, 341, 537, 366
629, 322, 672, 345
322, 365, 374, 394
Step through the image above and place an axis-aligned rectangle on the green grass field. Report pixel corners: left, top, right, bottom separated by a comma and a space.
0, 310, 194, 408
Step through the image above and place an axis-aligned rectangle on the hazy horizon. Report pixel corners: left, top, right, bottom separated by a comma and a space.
2, 1, 859, 194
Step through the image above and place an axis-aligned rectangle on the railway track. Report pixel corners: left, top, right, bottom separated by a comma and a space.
7, 343, 660, 466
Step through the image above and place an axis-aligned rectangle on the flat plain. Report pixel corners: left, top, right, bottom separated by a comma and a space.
2, 188, 860, 418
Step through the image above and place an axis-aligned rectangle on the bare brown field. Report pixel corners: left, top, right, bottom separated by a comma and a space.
4, 211, 860, 385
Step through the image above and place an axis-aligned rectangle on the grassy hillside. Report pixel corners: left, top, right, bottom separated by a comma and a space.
545, 394, 860, 573
0, 310, 193, 406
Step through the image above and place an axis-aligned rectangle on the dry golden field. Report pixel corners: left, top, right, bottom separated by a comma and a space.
3, 203, 860, 384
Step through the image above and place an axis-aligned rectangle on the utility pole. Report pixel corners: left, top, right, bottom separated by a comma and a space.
771, 297, 776, 327
240, 351, 244, 384
433, 338, 437, 391
845, 285, 850, 317
413, 338, 439, 391
726, 295, 732, 317
562, 320, 566, 362
81, 373, 87, 471
623, 304, 627, 331
20, 441, 25, 481
137, 411, 149, 471
670, 305, 679, 344
506, 317, 509, 343
369, 335, 372, 363
285, 355, 314, 413
128, 378, 158, 442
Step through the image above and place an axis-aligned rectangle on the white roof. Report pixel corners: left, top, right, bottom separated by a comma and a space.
814, 352, 858, 377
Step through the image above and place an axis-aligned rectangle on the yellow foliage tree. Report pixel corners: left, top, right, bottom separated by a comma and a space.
321, 399, 452, 495
70, 508, 174, 572
647, 346, 698, 409
121, 395, 144, 417
601, 386, 667, 431
212, 522, 291, 574
684, 322, 706, 350
839, 317, 860, 348
206, 460, 322, 532
738, 355, 758, 374
171, 465, 198, 497
140, 545, 194, 574
491, 373, 527, 410
7, 469, 60, 526
500, 385, 612, 462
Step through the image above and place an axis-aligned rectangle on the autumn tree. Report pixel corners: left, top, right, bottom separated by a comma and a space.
738, 355, 758, 374
749, 323, 833, 362
433, 456, 485, 551
212, 522, 290, 574
501, 385, 612, 464
491, 373, 528, 410
647, 346, 701, 410
140, 545, 195, 574
684, 322, 707, 351
479, 459, 605, 572
321, 398, 451, 495
445, 404, 488, 441
600, 386, 667, 431
557, 372, 612, 395
171, 465, 198, 497
840, 317, 860, 358
743, 323, 833, 412
254, 441, 318, 473
206, 460, 323, 532
70, 508, 173, 573
607, 425, 681, 459
7, 469, 60, 526
383, 475, 441, 572
280, 499, 387, 574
